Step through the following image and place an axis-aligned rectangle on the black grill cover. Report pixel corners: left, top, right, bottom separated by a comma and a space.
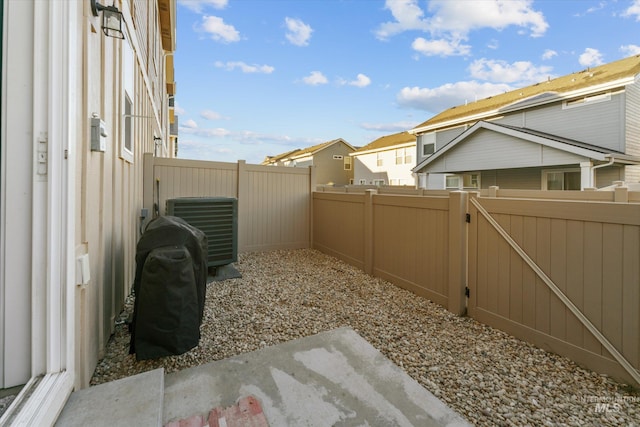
129, 215, 208, 360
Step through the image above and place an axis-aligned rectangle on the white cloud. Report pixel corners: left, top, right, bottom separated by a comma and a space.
412, 37, 471, 56
397, 80, 513, 112
183, 119, 198, 129
424, 0, 548, 38
174, 103, 186, 115
377, 0, 548, 57
579, 48, 604, 67
214, 61, 274, 74
200, 110, 227, 120
375, 0, 429, 40
623, 0, 640, 20
620, 44, 640, 56
348, 74, 372, 88
179, 0, 228, 13
302, 71, 328, 86
197, 16, 240, 43
542, 49, 557, 60
179, 125, 231, 138
285, 17, 313, 46
469, 58, 553, 85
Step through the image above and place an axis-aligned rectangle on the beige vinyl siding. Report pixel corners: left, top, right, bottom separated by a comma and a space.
595, 165, 624, 187
625, 81, 640, 183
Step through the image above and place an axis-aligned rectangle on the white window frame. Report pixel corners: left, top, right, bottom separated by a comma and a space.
333, 155, 343, 160
445, 172, 480, 190
422, 141, 435, 157
121, 36, 134, 163
541, 168, 581, 190
373, 179, 385, 186
343, 156, 352, 170
395, 149, 403, 165
563, 92, 611, 110
376, 152, 383, 167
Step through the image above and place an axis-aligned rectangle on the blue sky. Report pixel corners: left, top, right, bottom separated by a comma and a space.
174, 0, 640, 164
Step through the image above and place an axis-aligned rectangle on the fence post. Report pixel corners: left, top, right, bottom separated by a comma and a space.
309, 166, 316, 248
237, 160, 248, 252
143, 153, 155, 217
614, 185, 629, 203
364, 189, 377, 275
448, 191, 468, 316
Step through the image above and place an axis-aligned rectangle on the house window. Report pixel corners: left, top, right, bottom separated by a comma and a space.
333, 155, 343, 160
376, 153, 383, 167
422, 142, 435, 157
344, 156, 352, 170
124, 95, 133, 153
121, 37, 134, 162
563, 92, 611, 109
542, 169, 580, 190
404, 150, 412, 164
373, 179, 385, 186
396, 149, 403, 165
445, 173, 480, 189
359, 179, 367, 185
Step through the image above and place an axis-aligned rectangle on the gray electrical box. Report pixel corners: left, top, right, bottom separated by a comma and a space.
90, 116, 107, 152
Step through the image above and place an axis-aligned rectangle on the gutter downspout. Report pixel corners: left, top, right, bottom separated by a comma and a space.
589, 156, 615, 188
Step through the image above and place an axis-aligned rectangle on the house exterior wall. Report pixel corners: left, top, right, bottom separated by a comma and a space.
625, 79, 640, 183
70, 0, 173, 390
302, 142, 354, 186
353, 144, 416, 186
425, 129, 589, 174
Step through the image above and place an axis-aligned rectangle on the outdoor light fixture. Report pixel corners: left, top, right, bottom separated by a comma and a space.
91, 0, 125, 39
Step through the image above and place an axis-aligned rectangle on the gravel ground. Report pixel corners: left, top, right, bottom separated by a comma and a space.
91, 249, 639, 426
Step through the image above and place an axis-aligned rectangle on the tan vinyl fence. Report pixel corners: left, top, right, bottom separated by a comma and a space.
143, 154, 315, 253
313, 186, 640, 386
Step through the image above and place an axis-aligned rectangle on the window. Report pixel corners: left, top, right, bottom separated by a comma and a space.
376, 152, 383, 167
396, 149, 403, 165
373, 179, 385, 186
359, 179, 367, 185
445, 173, 480, 189
542, 169, 580, 190
344, 156, 352, 170
563, 92, 611, 109
333, 155, 343, 160
404, 150, 412, 164
121, 37, 134, 162
422, 142, 435, 157
124, 95, 133, 153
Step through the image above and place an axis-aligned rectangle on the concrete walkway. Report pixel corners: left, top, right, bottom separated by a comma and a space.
163, 327, 470, 426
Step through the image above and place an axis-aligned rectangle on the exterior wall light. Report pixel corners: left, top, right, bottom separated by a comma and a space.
91, 0, 125, 39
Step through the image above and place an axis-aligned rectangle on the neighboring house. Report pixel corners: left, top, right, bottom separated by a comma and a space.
263, 138, 356, 186
412, 55, 640, 190
350, 131, 417, 186
1, 0, 176, 423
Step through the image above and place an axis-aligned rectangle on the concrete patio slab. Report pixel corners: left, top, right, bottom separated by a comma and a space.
163, 327, 470, 426
56, 368, 164, 427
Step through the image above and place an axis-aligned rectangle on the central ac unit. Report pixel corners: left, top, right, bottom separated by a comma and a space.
166, 197, 238, 268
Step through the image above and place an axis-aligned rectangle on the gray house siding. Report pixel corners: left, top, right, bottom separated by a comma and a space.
511, 93, 625, 153
625, 80, 640, 182
424, 129, 588, 173
480, 168, 544, 190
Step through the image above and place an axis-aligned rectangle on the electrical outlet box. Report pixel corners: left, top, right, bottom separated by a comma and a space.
90, 116, 107, 152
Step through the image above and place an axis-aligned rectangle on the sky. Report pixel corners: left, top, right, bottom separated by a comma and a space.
174, 0, 640, 164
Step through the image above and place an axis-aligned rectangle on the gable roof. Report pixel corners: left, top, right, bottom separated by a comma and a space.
413, 121, 640, 173
262, 148, 301, 165
411, 55, 640, 133
351, 131, 416, 155
289, 138, 355, 160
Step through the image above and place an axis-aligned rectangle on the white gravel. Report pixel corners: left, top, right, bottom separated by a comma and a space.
91, 248, 639, 426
